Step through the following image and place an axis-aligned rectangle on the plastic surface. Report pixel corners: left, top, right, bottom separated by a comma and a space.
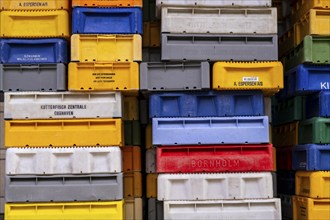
148, 198, 163, 220
143, 0, 156, 21
143, 22, 161, 47
123, 146, 141, 172
306, 91, 330, 118
292, 144, 330, 170
272, 96, 305, 126
72, 7, 143, 34
149, 91, 264, 118
298, 117, 330, 144
276, 147, 294, 170
158, 173, 273, 200
125, 198, 143, 220
4, 92, 123, 119
161, 7, 277, 34
296, 171, 330, 198
5, 201, 124, 220
146, 148, 156, 173
140, 62, 210, 91
156, 144, 274, 173
152, 116, 269, 145
124, 96, 139, 120
142, 48, 161, 62
162, 34, 278, 61
146, 173, 158, 198
124, 172, 142, 198
0, 0, 69, 10
0, 39, 68, 64
273, 122, 299, 148
279, 194, 293, 220
4, 119, 123, 147
293, 196, 330, 220
6, 147, 122, 175
71, 34, 142, 62
72, 0, 142, 7
277, 170, 296, 195
6, 174, 123, 202
124, 120, 141, 146
292, 0, 330, 23
0, 10, 69, 38
0, 64, 66, 92
279, 28, 295, 57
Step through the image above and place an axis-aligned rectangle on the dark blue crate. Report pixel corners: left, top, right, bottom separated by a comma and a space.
305, 91, 330, 119
72, 7, 143, 34
277, 170, 295, 195
292, 144, 330, 171
0, 39, 68, 64
286, 64, 330, 97
149, 91, 264, 118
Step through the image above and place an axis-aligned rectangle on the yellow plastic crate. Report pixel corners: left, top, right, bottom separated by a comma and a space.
124, 198, 143, 220
69, 62, 139, 93
4, 119, 124, 147
71, 34, 142, 62
145, 124, 152, 149
273, 122, 299, 148
212, 61, 283, 96
0, 0, 69, 10
124, 172, 142, 198
296, 171, 330, 198
146, 173, 158, 198
143, 22, 161, 47
294, 9, 330, 46
72, 0, 142, 7
292, 0, 330, 24
124, 96, 139, 120
293, 196, 330, 220
0, 10, 69, 38
5, 201, 124, 220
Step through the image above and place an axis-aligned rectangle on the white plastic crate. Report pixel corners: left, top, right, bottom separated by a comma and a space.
4, 92, 123, 119
161, 7, 277, 34
164, 199, 282, 220
158, 173, 273, 200
6, 147, 122, 175
146, 148, 156, 173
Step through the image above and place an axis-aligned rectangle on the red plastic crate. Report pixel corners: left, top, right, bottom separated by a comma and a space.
156, 145, 274, 173
276, 146, 294, 170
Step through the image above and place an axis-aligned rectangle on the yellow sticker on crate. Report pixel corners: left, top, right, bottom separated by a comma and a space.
0, 0, 69, 10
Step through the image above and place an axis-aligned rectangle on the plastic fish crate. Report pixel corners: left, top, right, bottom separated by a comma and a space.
140, 61, 210, 91
148, 198, 163, 220
147, 173, 158, 198
143, 22, 161, 47
142, 48, 161, 62
277, 170, 296, 195
278, 194, 293, 220
296, 171, 330, 198
124, 120, 141, 146
305, 91, 330, 118
164, 199, 281, 220
272, 96, 305, 126
123, 146, 141, 172
293, 196, 330, 220
6, 174, 123, 202
145, 124, 152, 148
156, 144, 274, 173
292, 0, 330, 24
276, 146, 294, 170
149, 90, 264, 118
298, 117, 330, 144
72, 7, 143, 34
292, 144, 330, 170
273, 122, 299, 147
0, 0, 69, 10
158, 173, 273, 201
71, 34, 142, 62
264, 97, 272, 124
0, 10, 69, 38
72, 0, 142, 7
124, 172, 142, 198
124, 96, 139, 120
161, 7, 277, 34
68, 62, 139, 92
125, 198, 143, 220
161, 34, 278, 61
143, 0, 156, 21
5, 201, 124, 220
152, 116, 269, 145
212, 61, 283, 96
279, 28, 295, 58
0, 38, 68, 64
4, 92, 122, 119
146, 148, 156, 173
4, 119, 124, 147
0, 64, 66, 92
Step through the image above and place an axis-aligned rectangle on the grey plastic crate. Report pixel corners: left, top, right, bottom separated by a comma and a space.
0, 64, 66, 92
143, 48, 161, 62
140, 62, 210, 91
148, 198, 163, 220
5, 173, 123, 202
161, 34, 278, 61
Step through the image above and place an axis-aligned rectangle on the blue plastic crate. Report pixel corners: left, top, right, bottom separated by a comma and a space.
292, 144, 330, 171
149, 91, 264, 118
0, 39, 68, 64
277, 171, 295, 195
72, 7, 143, 34
152, 116, 270, 145
305, 91, 330, 119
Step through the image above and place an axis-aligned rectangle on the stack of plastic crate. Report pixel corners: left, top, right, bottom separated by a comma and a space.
70, 0, 143, 219
0, 94, 3, 218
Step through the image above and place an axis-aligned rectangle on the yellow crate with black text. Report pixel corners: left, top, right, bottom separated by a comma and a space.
296, 171, 330, 198
123, 146, 141, 172
146, 173, 158, 198
124, 198, 143, 220
293, 196, 330, 220
124, 96, 139, 120
0, 0, 69, 10
124, 171, 142, 198
143, 21, 161, 47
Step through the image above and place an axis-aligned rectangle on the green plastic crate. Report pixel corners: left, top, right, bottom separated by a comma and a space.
124, 120, 141, 146
272, 96, 305, 126
299, 117, 330, 144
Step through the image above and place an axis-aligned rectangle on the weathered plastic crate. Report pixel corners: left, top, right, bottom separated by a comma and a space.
292, 144, 330, 170
69, 62, 139, 92
140, 62, 210, 91
147, 173, 158, 198
143, 22, 161, 47
161, 7, 277, 34
305, 91, 330, 118
276, 146, 294, 170
149, 91, 264, 118
125, 198, 143, 220
158, 173, 273, 201
277, 170, 295, 195
162, 34, 278, 61
4, 92, 122, 119
71, 34, 142, 62
72, 7, 143, 34
0, 64, 66, 92
296, 171, 330, 198
152, 116, 269, 145
123, 146, 141, 172
145, 124, 152, 148
143, 0, 156, 21
292, 0, 330, 25
5, 201, 124, 220
6, 147, 122, 175
212, 61, 283, 96
4, 119, 123, 147
6, 174, 123, 202
293, 196, 330, 220
156, 144, 274, 173
279, 194, 293, 220
164, 199, 281, 220
0, 10, 69, 38
124, 172, 142, 198
0, 38, 68, 64
272, 96, 305, 126
124, 96, 139, 120
279, 28, 294, 58
273, 122, 299, 147
148, 198, 163, 220
72, 0, 142, 7
124, 120, 141, 146
142, 48, 161, 62
146, 148, 156, 173
299, 117, 330, 144
264, 97, 272, 124
0, 0, 69, 10
294, 9, 330, 46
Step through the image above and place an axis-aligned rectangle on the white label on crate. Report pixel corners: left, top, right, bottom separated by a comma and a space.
243, 76, 259, 82
320, 82, 330, 89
